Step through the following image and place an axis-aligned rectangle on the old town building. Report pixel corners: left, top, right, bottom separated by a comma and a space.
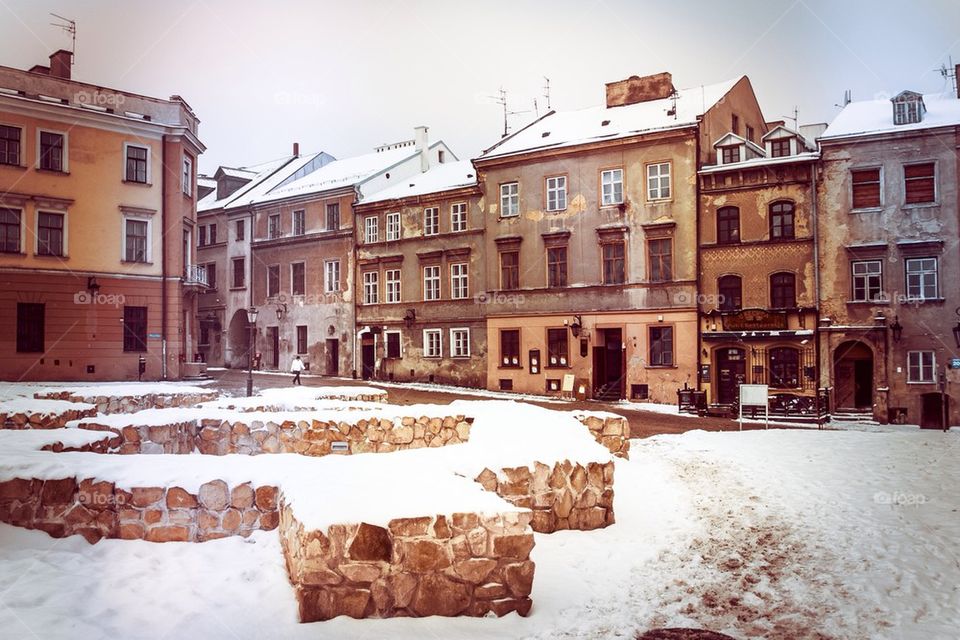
472, 72, 767, 403
817, 84, 960, 427
353, 158, 485, 386
0, 50, 205, 381
697, 123, 823, 416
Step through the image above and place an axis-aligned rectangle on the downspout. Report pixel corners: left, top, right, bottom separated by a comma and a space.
160, 138, 169, 380
811, 157, 822, 421
351, 185, 361, 379
694, 128, 704, 394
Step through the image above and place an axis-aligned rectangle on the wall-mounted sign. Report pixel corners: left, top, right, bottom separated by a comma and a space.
951, 358, 960, 369
721, 309, 788, 332
148, 333, 162, 340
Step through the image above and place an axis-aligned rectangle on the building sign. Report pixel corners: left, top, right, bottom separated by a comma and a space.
148, 333, 162, 340
721, 309, 788, 331
951, 358, 960, 369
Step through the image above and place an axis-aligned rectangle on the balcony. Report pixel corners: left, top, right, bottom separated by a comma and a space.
183, 264, 209, 290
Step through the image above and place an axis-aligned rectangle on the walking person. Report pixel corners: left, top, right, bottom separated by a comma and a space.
291, 355, 305, 385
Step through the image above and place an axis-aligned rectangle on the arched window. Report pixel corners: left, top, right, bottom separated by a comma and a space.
769, 201, 795, 240
716, 206, 740, 244
769, 347, 800, 388
770, 272, 796, 309
718, 275, 742, 311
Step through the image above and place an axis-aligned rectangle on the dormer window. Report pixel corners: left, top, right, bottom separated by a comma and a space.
891, 91, 925, 125
721, 146, 740, 164
770, 139, 792, 158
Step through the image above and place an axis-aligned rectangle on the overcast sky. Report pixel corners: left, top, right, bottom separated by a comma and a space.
1, 0, 958, 173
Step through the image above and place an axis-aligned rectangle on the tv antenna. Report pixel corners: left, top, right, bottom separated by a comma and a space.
490, 88, 531, 138
49, 13, 76, 60
782, 106, 798, 130
834, 89, 852, 109
937, 56, 956, 96
542, 76, 551, 110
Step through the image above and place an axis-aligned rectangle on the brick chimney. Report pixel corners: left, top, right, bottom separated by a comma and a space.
414, 125, 429, 173
605, 72, 674, 108
292, 142, 300, 157
956, 64, 960, 99
49, 50, 73, 80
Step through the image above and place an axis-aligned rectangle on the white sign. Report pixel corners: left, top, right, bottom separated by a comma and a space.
739, 384, 769, 431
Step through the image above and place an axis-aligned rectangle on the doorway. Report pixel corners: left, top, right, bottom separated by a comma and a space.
920, 392, 947, 429
592, 328, 624, 399
716, 347, 746, 404
268, 326, 279, 369
325, 339, 339, 376
361, 335, 375, 380
834, 341, 873, 410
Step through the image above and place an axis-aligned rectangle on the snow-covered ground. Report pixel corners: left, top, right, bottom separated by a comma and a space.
0, 423, 957, 638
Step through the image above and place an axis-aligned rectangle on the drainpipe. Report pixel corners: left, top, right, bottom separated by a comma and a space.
694, 129, 704, 394
811, 159, 822, 422
160, 138, 169, 380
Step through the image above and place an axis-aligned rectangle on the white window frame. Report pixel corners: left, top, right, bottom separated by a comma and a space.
546, 175, 566, 211
907, 350, 935, 383
384, 329, 403, 358
647, 162, 671, 200
850, 166, 884, 210
267, 264, 281, 298
364, 216, 379, 243
324, 259, 341, 293
450, 262, 469, 299
905, 257, 938, 301
500, 182, 519, 217
903, 161, 938, 206
290, 261, 306, 296
268, 213, 281, 239
386, 212, 401, 241
34, 209, 68, 257
424, 207, 439, 236
122, 142, 151, 184
0, 123, 24, 167
121, 215, 152, 263
385, 268, 401, 303
36, 128, 69, 173
181, 154, 192, 196
851, 259, 883, 302
451, 202, 467, 232
601, 168, 623, 206
423, 328, 442, 358
363, 270, 379, 304
292, 209, 305, 236
423, 265, 441, 301
450, 327, 470, 358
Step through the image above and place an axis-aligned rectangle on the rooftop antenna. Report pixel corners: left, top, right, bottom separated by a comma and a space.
834, 89, 852, 109
49, 13, 76, 61
489, 88, 531, 138
542, 76, 552, 110
533, 97, 539, 118
782, 106, 798, 130
937, 56, 956, 96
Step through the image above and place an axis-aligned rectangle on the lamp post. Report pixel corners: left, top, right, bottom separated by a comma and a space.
246, 306, 259, 397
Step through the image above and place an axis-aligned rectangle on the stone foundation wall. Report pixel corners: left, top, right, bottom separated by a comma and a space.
476, 460, 615, 533
1, 405, 98, 430
280, 505, 535, 622
215, 392, 388, 410
577, 414, 630, 459
35, 391, 217, 414
0, 477, 279, 544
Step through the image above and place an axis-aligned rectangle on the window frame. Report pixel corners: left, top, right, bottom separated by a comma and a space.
769, 201, 796, 240
905, 256, 938, 301
423, 264, 441, 301
0, 206, 23, 253
325, 259, 341, 293
292, 209, 306, 236
851, 167, 883, 210
600, 167, 624, 207
907, 350, 936, 383
0, 123, 23, 167
500, 181, 519, 217
296, 325, 308, 355
721, 145, 740, 164
422, 328, 443, 358
716, 206, 740, 244
37, 128, 67, 172
546, 328, 569, 367
123, 142, 150, 184
718, 274, 743, 312
267, 264, 281, 298
770, 272, 797, 309
903, 161, 936, 206
646, 162, 672, 201
232, 257, 246, 288
181, 154, 193, 196
385, 268, 401, 303
648, 325, 674, 367
364, 215, 379, 243
268, 213, 281, 240
122, 306, 148, 353
545, 175, 567, 212
35, 210, 66, 257
451, 202, 467, 232
235, 219, 245, 241
851, 259, 883, 302
499, 328, 521, 368
450, 262, 469, 300
769, 347, 800, 389
122, 215, 151, 263
423, 207, 439, 236
386, 212, 401, 241
450, 327, 471, 358
325, 202, 340, 230
362, 270, 379, 304
385, 330, 402, 358
601, 240, 626, 285
16, 302, 44, 353
546, 245, 567, 288
769, 138, 791, 158
290, 261, 306, 297
647, 237, 673, 283
499, 250, 519, 290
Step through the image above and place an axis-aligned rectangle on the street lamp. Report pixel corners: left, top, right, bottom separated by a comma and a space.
889, 316, 903, 342
246, 306, 259, 397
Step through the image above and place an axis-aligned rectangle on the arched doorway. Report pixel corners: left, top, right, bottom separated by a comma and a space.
226, 309, 252, 369
715, 347, 746, 404
833, 340, 873, 410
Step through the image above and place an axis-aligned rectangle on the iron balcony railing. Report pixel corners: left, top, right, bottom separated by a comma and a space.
184, 264, 208, 286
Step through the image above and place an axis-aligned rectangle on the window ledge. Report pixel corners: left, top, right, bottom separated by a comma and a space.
646, 197, 673, 204
34, 253, 67, 259
902, 202, 938, 210
645, 364, 677, 369
122, 180, 153, 187
229, 286, 247, 291
0, 163, 27, 171
0, 250, 26, 256
545, 365, 572, 370
121, 260, 153, 265
845, 300, 889, 305
498, 365, 523, 370
850, 207, 883, 214
36, 168, 69, 175
906, 381, 936, 385
451, 355, 472, 359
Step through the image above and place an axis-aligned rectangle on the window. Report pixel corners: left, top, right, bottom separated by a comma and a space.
894, 99, 923, 125
326, 203, 340, 230
0, 208, 21, 253
904, 162, 935, 205
268, 214, 281, 239
438, 150, 446, 163
450, 328, 470, 357
648, 238, 672, 282
325, 260, 341, 293
547, 246, 567, 288
291, 262, 305, 296
546, 176, 566, 211
450, 263, 469, 299
500, 329, 520, 367
39, 131, 64, 172
385, 268, 401, 303
716, 206, 740, 244
235, 219, 245, 241
770, 138, 791, 158
16, 303, 43, 352
718, 275, 742, 311
198, 226, 206, 247
451, 203, 467, 232
731, 114, 740, 135
851, 260, 883, 301
905, 257, 938, 300
721, 146, 740, 164
386, 212, 401, 241
770, 272, 796, 309
851, 168, 881, 209
547, 328, 568, 367
37, 212, 64, 256
208, 224, 217, 244
745, 125, 755, 143
199, 325, 210, 347
363, 271, 379, 304
500, 182, 519, 217
125, 144, 148, 183
769, 347, 799, 388
500, 251, 519, 290
601, 168, 623, 206
364, 216, 378, 243
769, 201, 795, 240
124, 219, 148, 263
385, 331, 401, 358
122, 306, 147, 352
296, 325, 308, 354
232, 257, 245, 288
206, 262, 217, 289
423, 265, 441, 300
907, 351, 935, 383
602, 241, 625, 285
423, 329, 442, 358
649, 326, 673, 366
181, 155, 192, 196
0, 125, 21, 166
424, 207, 439, 236
293, 209, 305, 236
267, 265, 280, 297
647, 163, 671, 200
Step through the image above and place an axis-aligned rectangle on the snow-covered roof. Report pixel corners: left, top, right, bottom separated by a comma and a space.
197, 156, 293, 213
821, 92, 960, 140
223, 152, 336, 211
479, 77, 741, 160
360, 160, 477, 204
699, 151, 819, 174
217, 166, 257, 180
